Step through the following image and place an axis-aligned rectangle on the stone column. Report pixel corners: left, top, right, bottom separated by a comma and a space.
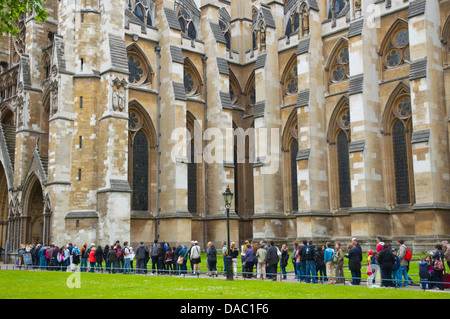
251, 3, 285, 242
200, 0, 239, 245
154, 0, 191, 246
346, 17, 386, 244
408, 0, 450, 249
294, 7, 331, 242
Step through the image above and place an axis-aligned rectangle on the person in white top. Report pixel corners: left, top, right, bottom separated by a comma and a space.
190, 241, 201, 275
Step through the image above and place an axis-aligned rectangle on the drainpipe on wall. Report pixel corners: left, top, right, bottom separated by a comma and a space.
155, 46, 161, 241
202, 55, 208, 247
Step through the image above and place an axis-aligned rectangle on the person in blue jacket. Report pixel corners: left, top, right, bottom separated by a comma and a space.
391, 248, 401, 287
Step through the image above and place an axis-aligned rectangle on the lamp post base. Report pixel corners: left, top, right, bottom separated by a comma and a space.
226, 256, 233, 281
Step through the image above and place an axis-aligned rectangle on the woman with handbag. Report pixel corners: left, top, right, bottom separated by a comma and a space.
432, 244, 445, 290
178, 245, 189, 275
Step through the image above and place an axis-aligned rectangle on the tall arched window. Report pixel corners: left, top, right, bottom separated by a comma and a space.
381, 83, 414, 205
132, 130, 149, 211
327, 97, 352, 209
186, 112, 203, 215
128, 104, 157, 212
290, 138, 299, 211
282, 109, 299, 212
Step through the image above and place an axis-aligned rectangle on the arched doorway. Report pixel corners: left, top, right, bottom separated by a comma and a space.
24, 175, 45, 245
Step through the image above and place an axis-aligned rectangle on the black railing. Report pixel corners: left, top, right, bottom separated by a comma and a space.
1, 262, 448, 291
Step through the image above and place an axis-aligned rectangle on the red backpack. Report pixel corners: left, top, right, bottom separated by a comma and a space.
404, 248, 412, 261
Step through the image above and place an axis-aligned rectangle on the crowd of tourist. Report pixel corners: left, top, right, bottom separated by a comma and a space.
4, 237, 449, 290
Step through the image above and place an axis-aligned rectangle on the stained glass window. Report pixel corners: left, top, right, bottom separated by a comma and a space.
187, 22, 197, 41
384, 28, 410, 68
128, 56, 144, 84
337, 130, 351, 208
285, 64, 298, 96
187, 137, 197, 214
328, 0, 345, 20
392, 120, 410, 204
184, 68, 195, 95
178, 9, 196, 41
134, 4, 144, 22
329, 45, 349, 83
146, 10, 152, 27
290, 139, 299, 211
132, 130, 149, 211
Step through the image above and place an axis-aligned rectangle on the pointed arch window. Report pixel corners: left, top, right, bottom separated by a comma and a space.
282, 55, 298, 96
380, 20, 410, 70
178, 8, 196, 41
186, 112, 203, 215
282, 109, 300, 212
132, 130, 149, 211
128, 104, 157, 213
131, 0, 153, 27
219, 20, 231, 51
244, 72, 256, 116
184, 59, 202, 97
327, 39, 349, 84
285, 10, 300, 37
327, 98, 352, 209
290, 138, 299, 211
381, 84, 415, 205
127, 45, 153, 85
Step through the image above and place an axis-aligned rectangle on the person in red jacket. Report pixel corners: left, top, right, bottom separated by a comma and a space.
89, 247, 96, 273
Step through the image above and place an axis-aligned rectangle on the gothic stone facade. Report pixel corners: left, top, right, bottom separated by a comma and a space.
0, 0, 449, 258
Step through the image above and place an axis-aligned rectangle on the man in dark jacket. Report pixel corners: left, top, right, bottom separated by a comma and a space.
377, 243, 395, 287
135, 242, 147, 274
266, 241, 279, 281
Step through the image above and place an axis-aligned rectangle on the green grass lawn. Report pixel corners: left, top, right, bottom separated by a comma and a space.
0, 270, 447, 299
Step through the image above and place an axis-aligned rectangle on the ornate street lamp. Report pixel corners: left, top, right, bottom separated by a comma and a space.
222, 185, 234, 281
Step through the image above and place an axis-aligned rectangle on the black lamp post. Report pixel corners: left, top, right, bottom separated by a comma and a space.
222, 185, 234, 281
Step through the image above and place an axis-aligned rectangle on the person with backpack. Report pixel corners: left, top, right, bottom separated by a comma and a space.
106, 245, 117, 273
304, 241, 316, 283
432, 244, 445, 290
80, 243, 88, 272
150, 240, 160, 274
135, 242, 147, 274
391, 248, 401, 287
72, 244, 81, 271
298, 240, 308, 282
397, 239, 411, 287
